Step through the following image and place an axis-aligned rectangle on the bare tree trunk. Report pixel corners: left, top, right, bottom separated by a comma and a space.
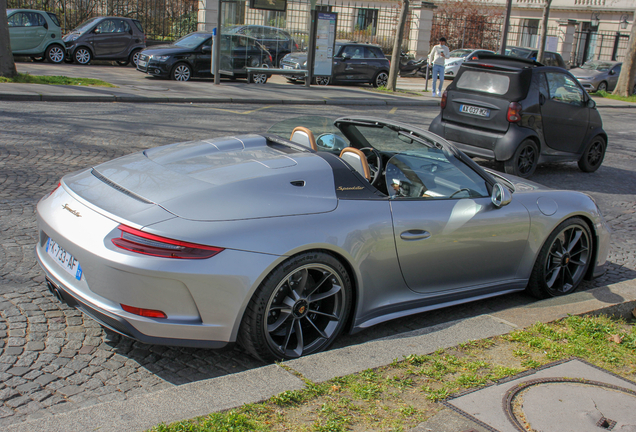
388, 0, 409, 92
613, 8, 636, 97
536, 0, 552, 64
0, 0, 18, 78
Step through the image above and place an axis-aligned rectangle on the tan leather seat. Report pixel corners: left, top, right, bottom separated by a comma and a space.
290, 127, 317, 151
340, 147, 371, 181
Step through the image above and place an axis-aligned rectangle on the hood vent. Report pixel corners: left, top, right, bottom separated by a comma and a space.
91, 169, 154, 204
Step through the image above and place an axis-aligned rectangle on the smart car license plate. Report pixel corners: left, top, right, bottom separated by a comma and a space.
460, 104, 490, 117
46, 238, 83, 281
138, 60, 147, 67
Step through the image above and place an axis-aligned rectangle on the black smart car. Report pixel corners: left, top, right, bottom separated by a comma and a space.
63, 16, 146, 66
429, 55, 606, 178
136, 32, 273, 82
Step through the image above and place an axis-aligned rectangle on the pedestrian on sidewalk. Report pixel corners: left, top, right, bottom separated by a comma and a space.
428, 37, 449, 97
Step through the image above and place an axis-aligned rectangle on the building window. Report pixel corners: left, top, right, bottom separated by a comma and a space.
315, 5, 332, 13
520, 19, 539, 48
356, 8, 378, 35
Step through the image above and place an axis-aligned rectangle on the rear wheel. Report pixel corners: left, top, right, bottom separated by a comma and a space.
130, 49, 142, 67
578, 136, 606, 173
171, 63, 192, 81
74, 48, 92, 65
238, 251, 352, 361
373, 71, 389, 88
249, 72, 268, 84
46, 44, 65, 63
504, 139, 538, 178
527, 217, 592, 299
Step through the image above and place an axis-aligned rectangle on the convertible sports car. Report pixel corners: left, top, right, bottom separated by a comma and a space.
36, 116, 610, 361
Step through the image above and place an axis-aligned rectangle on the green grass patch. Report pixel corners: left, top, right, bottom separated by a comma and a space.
149, 315, 636, 432
0, 72, 116, 87
593, 89, 636, 103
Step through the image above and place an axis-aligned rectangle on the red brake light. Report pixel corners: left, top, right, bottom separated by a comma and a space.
48, 180, 62, 197
269, 54, 273, 63
294, 42, 299, 51
112, 224, 224, 259
441, 90, 447, 109
121, 304, 167, 319
507, 102, 522, 123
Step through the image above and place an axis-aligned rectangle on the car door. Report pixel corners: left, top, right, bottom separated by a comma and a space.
608, 64, 621, 90
194, 37, 212, 76
25, 12, 48, 50
92, 19, 130, 58
335, 45, 366, 82
388, 151, 530, 294
7, 12, 28, 51
539, 71, 589, 153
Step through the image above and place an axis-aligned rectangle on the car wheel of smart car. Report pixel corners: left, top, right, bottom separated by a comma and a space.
315, 76, 330, 86
504, 139, 538, 178
130, 50, 142, 67
596, 81, 608, 92
171, 63, 192, 81
578, 136, 606, 173
238, 251, 352, 361
74, 48, 92, 65
46, 45, 65, 64
249, 72, 268, 84
373, 71, 389, 88
527, 217, 592, 299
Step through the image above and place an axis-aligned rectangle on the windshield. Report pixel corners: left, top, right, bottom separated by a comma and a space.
449, 49, 472, 58
580, 61, 614, 71
174, 33, 211, 48
457, 70, 510, 95
71, 18, 99, 33
505, 47, 532, 58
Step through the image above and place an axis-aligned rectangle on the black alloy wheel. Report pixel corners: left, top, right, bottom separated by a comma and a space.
373, 71, 389, 88
238, 252, 351, 361
527, 217, 592, 299
504, 139, 539, 178
578, 136, 606, 172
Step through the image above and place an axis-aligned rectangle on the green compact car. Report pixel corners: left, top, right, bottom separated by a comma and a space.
6, 9, 66, 63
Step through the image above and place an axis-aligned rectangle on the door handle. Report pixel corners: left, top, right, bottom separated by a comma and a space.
400, 230, 431, 240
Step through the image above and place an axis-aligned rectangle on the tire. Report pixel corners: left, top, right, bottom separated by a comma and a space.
238, 251, 352, 362
130, 49, 142, 67
46, 45, 65, 64
527, 217, 592, 299
171, 62, 192, 81
504, 139, 539, 178
74, 47, 92, 65
315, 76, 330, 86
373, 71, 389, 88
596, 81, 608, 92
578, 135, 606, 173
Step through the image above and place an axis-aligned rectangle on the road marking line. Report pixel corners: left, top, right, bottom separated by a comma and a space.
202, 105, 275, 114
389, 107, 398, 114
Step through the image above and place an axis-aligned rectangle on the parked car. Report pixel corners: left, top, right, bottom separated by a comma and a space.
569, 61, 633, 93
429, 54, 607, 178
444, 48, 494, 77
280, 41, 390, 87
6, 9, 65, 63
136, 32, 273, 82
225, 25, 298, 67
36, 115, 609, 361
62, 16, 145, 66
504, 46, 567, 69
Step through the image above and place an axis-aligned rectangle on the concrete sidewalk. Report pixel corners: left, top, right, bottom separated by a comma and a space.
6, 279, 636, 432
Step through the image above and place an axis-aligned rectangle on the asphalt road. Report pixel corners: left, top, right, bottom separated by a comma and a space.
0, 102, 635, 426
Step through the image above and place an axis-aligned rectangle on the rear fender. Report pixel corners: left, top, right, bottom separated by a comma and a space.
495, 127, 540, 162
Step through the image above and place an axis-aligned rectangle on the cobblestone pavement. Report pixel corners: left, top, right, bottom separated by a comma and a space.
1, 103, 635, 426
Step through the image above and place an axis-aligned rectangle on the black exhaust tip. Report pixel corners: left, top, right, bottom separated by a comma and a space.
46, 278, 64, 303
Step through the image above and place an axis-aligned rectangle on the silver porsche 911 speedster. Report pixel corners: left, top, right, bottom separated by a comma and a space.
36, 116, 610, 361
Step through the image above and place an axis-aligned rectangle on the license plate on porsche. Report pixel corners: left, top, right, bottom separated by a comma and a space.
138, 60, 147, 67
46, 238, 83, 281
460, 104, 490, 117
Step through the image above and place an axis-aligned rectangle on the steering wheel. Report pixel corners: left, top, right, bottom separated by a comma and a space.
359, 147, 383, 186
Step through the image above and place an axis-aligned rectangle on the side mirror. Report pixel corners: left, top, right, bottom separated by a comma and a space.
93, 28, 100, 34
316, 133, 347, 152
491, 183, 512, 208
587, 99, 596, 108
341, 52, 351, 60
608, 70, 616, 75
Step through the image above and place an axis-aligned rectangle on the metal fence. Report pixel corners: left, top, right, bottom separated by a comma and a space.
570, 29, 630, 66
7, 0, 198, 40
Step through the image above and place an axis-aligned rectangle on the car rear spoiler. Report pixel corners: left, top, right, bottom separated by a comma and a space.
465, 53, 543, 71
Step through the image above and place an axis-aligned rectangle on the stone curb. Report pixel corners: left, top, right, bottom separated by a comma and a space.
7, 279, 636, 432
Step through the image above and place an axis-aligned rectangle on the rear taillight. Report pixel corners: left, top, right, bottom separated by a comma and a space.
294, 42, 299, 51
507, 102, 522, 123
121, 303, 167, 319
269, 54, 273, 63
441, 90, 447, 109
112, 224, 224, 259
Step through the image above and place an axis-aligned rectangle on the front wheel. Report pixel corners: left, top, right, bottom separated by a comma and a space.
248, 72, 268, 84
238, 251, 352, 361
527, 217, 592, 299
578, 136, 606, 173
46, 45, 65, 63
373, 71, 389, 88
596, 81, 608, 92
315, 76, 330, 86
74, 48, 92, 65
504, 139, 539, 178
171, 63, 192, 81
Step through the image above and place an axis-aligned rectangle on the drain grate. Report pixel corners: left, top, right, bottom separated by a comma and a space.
596, 417, 617, 430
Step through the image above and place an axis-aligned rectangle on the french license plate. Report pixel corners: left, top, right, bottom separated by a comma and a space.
460, 104, 490, 117
46, 238, 82, 281
138, 60, 147, 67
283, 65, 293, 70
